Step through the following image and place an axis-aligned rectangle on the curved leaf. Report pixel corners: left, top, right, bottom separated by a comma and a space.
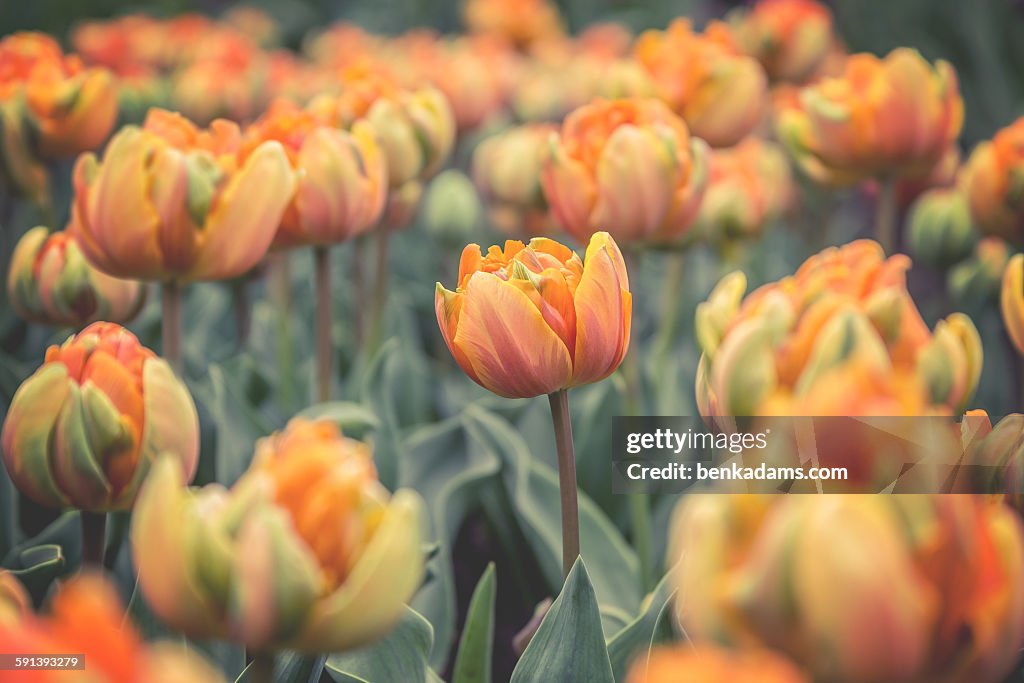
326, 606, 434, 683
452, 563, 496, 683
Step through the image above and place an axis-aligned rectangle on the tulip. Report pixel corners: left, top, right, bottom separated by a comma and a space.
949, 237, 1011, 306
669, 495, 1024, 683
1005, 254, 1024, 356
131, 419, 424, 655
0, 571, 30, 626
776, 48, 963, 188
906, 187, 977, 269
728, 0, 834, 84
955, 411, 1024, 511
473, 123, 558, 236
627, 646, 808, 683
0, 322, 199, 514
0, 573, 225, 683
541, 98, 709, 245
0, 100, 49, 205
634, 19, 768, 148
7, 227, 144, 328
463, 0, 564, 48
964, 117, 1024, 245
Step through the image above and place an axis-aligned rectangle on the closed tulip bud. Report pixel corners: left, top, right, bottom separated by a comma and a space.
964, 118, 1024, 245
917, 313, 983, 412
70, 108, 296, 281
0, 571, 30, 626
949, 237, 1011, 305
473, 123, 557, 236
627, 646, 808, 683
907, 187, 977, 269
8, 227, 144, 328
956, 412, 1024, 510
421, 170, 483, 244
669, 495, 1024, 683
0, 573, 225, 682
729, 0, 834, 84
131, 419, 425, 653
634, 19, 768, 148
0, 32, 118, 159
541, 98, 709, 245
242, 99, 386, 248
365, 87, 454, 187
1, 322, 198, 512
1003, 253, 1024, 355
436, 232, 631, 398
776, 48, 963, 187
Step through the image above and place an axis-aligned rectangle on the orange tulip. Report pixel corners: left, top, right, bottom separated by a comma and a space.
69, 108, 295, 281
541, 98, 708, 245
436, 232, 630, 398
634, 19, 768, 148
964, 117, 1024, 245
729, 0, 834, 83
1004, 254, 1024, 355
463, 0, 564, 48
627, 646, 808, 683
776, 48, 963, 186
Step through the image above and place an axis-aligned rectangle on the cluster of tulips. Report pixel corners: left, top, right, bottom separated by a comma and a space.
1, 0, 1024, 681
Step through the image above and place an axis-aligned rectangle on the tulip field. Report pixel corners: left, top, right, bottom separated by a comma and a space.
3, 0, 1024, 681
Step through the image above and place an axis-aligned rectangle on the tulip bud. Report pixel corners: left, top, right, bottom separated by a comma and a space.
542, 98, 709, 245
436, 232, 631, 398
131, 419, 425, 653
956, 412, 1024, 511
917, 313, 983, 412
70, 108, 296, 281
1003, 253, 1024, 355
949, 237, 1011, 306
1, 322, 198, 511
627, 646, 808, 683
728, 0, 834, 84
473, 123, 556, 236
695, 271, 748, 358
964, 117, 1024, 246
0, 572, 30, 626
7, 227, 145, 328
421, 170, 483, 245
907, 188, 977, 269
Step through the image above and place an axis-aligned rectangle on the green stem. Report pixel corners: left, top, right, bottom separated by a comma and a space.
268, 252, 295, 412
367, 227, 392, 353
875, 176, 898, 254
653, 252, 686, 359
548, 389, 580, 578
249, 652, 276, 683
352, 236, 367, 345
80, 511, 105, 569
232, 278, 251, 349
628, 494, 653, 591
314, 245, 332, 403
161, 280, 183, 375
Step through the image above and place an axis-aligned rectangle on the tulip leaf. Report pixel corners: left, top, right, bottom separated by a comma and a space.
6, 544, 65, 604
606, 574, 678, 682
295, 401, 382, 440
451, 563, 496, 683
325, 606, 436, 683
510, 558, 615, 683
235, 653, 326, 683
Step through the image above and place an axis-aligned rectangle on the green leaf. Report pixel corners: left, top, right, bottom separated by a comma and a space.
452, 563, 496, 683
295, 401, 381, 440
326, 606, 435, 683
510, 558, 614, 683
6, 544, 65, 603
607, 575, 678, 682
0, 466, 16, 560
235, 653, 326, 683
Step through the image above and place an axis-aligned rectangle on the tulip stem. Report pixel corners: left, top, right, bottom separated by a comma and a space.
268, 252, 296, 412
875, 176, 898, 254
161, 280, 183, 375
80, 511, 105, 569
367, 227, 392, 353
548, 389, 580, 578
653, 252, 686, 359
249, 652, 276, 683
232, 278, 251, 349
353, 236, 367, 345
314, 245, 332, 403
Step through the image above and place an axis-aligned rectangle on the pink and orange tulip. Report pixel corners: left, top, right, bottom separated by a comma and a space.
729, 0, 834, 83
436, 232, 631, 399
964, 117, 1024, 245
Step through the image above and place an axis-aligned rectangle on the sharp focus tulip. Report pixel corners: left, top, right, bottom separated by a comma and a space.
906, 187, 977, 269
243, 99, 387, 248
8, 227, 144, 328
626, 646, 808, 683
0, 571, 30, 626
0, 573, 225, 683
634, 19, 768, 148
1004, 253, 1024, 355
776, 48, 963, 187
728, 0, 834, 84
541, 98, 709, 245
131, 419, 425, 653
669, 495, 1024, 683
473, 123, 557, 236
964, 117, 1024, 245
1, 322, 198, 512
69, 108, 295, 282
436, 232, 631, 398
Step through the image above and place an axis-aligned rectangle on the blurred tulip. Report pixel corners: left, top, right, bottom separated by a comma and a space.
956, 411, 1024, 510
634, 19, 767, 148
541, 98, 709, 245
222, 6, 280, 48
243, 99, 386, 248
0, 100, 49, 204
131, 419, 424, 653
627, 646, 808, 683
70, 108, 295, 281
964, 117, 1024, 245
776, 48, 963, 186
894, 143, 960, 207
169, 29, 266, 124
697, 240, 982, 418
8, 227, 144, 328
729, 0, 834, 84
473, 123, 557, 236
0, 32, 118, 158
436, 232, 630, 398
906, 187, 977, 269
1, 322, 198, 512
1004, 254, 1024, 355
669, 494, 1024, 683
0, 573, 225, 683
0, 571, 30, 626
949, 237, 1012, 305
696, 137, 794, 246
463, 0, 564, 48
422, 170, 483, 244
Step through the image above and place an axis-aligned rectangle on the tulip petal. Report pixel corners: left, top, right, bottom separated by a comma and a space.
571, 234, 630, 386
1003, 255, 1024, 356
541, 138, 597, 241
434, 284, 482, 386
